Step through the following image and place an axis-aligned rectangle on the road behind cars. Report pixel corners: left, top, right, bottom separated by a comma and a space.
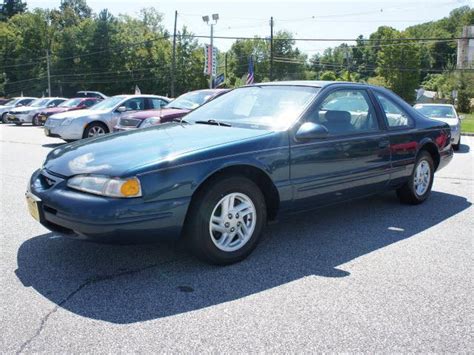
0, 125, 472, 353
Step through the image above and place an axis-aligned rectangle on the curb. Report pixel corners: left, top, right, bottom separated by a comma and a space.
461, 133, 474, 136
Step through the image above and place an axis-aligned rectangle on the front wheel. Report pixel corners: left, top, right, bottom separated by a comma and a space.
83, 122, 108, 138
185, 176, 267, 265
1, 113, 8, 124
396, 151, 434, 205
453, 136, 461, 151
32, 114, 40, 126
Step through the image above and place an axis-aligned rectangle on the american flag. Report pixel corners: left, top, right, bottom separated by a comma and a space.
246, 56, 254, 85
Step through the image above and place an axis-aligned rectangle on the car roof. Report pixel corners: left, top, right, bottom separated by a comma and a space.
248, 80, 360, 88
113, 94, 170, 100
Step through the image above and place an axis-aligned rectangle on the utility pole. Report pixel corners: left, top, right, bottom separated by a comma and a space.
202, 14, 219, 89
171, 10, 177, 97
270, 17, 274, 81
46, 49, 51, 96
224, 52, 228, 80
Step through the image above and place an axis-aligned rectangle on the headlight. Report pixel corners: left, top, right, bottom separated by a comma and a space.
451, 124, 459, 132
67, 175, 142, 198
61, 117, 76, 126
140, 117, 161, 128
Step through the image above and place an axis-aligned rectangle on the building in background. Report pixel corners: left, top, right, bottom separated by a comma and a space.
457, 26, 474, 69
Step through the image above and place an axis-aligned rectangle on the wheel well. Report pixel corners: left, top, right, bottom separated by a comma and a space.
83, 121, 109, 138
419, 142, 440, 171
191, 165, 280, 220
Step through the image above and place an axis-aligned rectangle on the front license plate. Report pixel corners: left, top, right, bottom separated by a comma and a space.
44, 128, 50, 136
26, 192, 40, 222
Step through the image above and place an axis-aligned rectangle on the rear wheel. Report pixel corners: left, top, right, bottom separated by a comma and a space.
185, 176, 267, 265
396, 151, 434, 205
83, 122, 108, 138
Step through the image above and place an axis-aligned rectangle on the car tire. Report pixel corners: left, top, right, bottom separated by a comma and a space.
396, 151, 434, 205
185, 175, 267, 265
453, 136, 460, 151
1, 113, 7, 124
32, 114, 40, 126
83, 122, 108, 138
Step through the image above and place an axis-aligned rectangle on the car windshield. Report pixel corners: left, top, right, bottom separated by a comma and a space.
29, 98, 50, 107
59, 98, 83, 108
1, 98, 14, 105
89, 96, 125, 111
184, 85, 320, 130
165, 91, 213, 110
414, 105, 456, 118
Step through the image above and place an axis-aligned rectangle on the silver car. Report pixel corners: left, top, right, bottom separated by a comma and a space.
0, 97, 37, 123
414, 103, 463, 150
7, 97, 67, 125
44, 94, 170, 141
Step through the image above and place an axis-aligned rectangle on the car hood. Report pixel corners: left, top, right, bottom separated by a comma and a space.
124, 108, 189, 121
50, 109, 108, 119
41, 107, 71, 115
44, 123, 273, 177
430, 117, 459, 126
11, 106, 43, 113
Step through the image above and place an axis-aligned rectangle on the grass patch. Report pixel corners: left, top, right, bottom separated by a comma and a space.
460, 113, 474, 134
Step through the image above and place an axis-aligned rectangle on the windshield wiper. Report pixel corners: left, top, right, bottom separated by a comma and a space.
172, 117, 189, 124
195, 119, 231, 127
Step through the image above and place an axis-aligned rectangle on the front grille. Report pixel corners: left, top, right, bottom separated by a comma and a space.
119, 117, 141, 127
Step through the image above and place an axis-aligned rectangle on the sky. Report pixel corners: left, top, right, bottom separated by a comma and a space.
26, 0, 472, 55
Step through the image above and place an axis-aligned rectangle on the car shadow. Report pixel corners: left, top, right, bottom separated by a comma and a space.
15, 191, 471, 324
456, 143, 470, 154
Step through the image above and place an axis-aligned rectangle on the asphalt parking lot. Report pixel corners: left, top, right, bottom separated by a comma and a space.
1, 124, 472, 353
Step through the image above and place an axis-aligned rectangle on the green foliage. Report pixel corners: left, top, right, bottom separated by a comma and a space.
0, 0, 27, 21
457, 72, 471, 113
320, 71, 336, 81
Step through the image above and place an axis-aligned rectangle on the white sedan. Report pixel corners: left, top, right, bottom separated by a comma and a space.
414, 103, 463, 150
7, 97, 67, 125
0, 97, 37, 123
44, 94, 170, 141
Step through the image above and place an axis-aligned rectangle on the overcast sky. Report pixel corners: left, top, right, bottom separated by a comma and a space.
26, 0, 471, 54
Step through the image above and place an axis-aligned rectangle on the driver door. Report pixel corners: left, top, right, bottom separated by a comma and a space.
290, 87, 391, 209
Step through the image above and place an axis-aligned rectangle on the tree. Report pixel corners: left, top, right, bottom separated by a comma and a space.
320, 71, 336, 81
376, 27, 420, 102
457, 72, 471, 113
0, 0, 27, 21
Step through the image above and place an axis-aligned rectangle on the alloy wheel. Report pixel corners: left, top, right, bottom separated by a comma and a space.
414, 159, 431, 196
209, 192, 257, 252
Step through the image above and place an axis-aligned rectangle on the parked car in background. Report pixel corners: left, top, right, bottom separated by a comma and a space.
414, 104, 462, 150
75, 91, 108, 100
7, 97, 67, 125
0, 97, 37, 123
36, 97, 101, 126
44, 94, 170, 141
0, 98, 11, 105
27, 81, 453, 265
114, 89, 229, 131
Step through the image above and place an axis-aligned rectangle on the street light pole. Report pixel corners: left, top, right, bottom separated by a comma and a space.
203, 14, 218, 89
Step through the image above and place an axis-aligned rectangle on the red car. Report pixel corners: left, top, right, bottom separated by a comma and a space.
114, 89, 229, 131
36, 97, 101, 126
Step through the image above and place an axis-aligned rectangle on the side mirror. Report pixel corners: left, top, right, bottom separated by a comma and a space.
117, 106, 127, 113
47, 103, 55, 108
459, 115, 464, 120
295, 122, 329, 140
16, 103, 23, 107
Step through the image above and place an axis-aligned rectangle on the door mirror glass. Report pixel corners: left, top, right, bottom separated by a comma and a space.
117, 106, 127, 113
459, 115, 464, 120
16, 103, 23, 107
296, 122, 329, 140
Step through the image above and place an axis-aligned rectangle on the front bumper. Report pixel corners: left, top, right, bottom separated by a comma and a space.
450, 129, 461, 145
113, 125, 139, 132
8, 112, 33, 123
44, 118, 84, 140
27, 169, 189, 241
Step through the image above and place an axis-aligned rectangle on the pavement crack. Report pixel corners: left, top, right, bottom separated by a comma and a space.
16, 258, 185, 354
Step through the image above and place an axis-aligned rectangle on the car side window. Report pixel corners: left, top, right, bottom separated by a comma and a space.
375, 93, 414, 129
150, 98, 166, 109
123, 98, 145, 111
18, 99, 33, 106
309, 89, 379, 136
